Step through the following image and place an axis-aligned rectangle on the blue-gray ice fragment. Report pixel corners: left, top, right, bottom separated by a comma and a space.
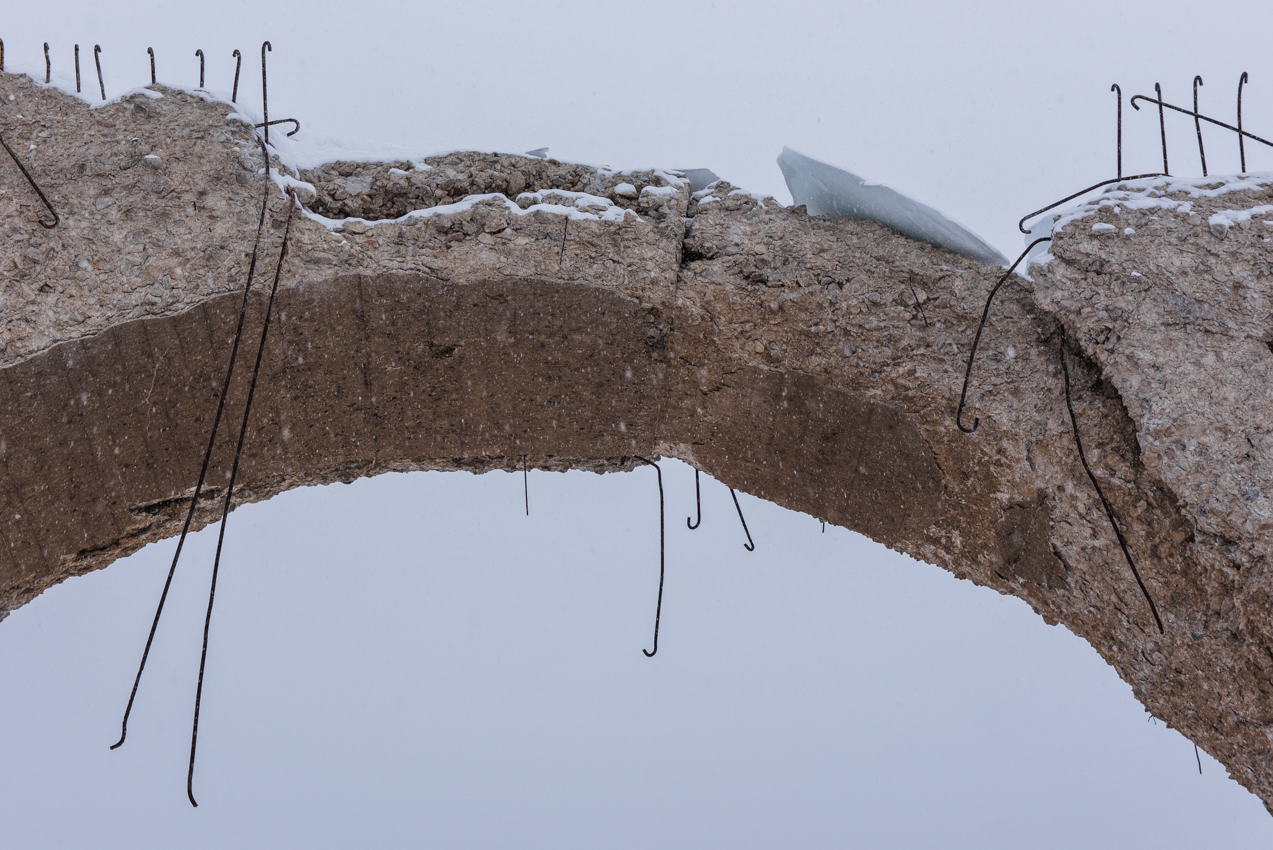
777, 147, 1007, 267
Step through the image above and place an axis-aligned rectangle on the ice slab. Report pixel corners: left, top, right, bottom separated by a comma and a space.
777, 148, 1007, 267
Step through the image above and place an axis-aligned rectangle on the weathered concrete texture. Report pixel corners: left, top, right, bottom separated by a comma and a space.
3, 73, 1273, 811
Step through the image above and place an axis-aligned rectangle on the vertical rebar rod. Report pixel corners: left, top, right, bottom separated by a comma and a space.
195, 49, 204, 88
93, 45, 104, 101
1193, 76, 1207, 176
74, 44, 80, 93
1156, 83, 1169, 175
231, 50, 241, 103
261, 41, 271, 145
147, 47, 155, 85
1238, 72, 1249, 173
1111, 83, 1122, 179
43, 42, 50, 83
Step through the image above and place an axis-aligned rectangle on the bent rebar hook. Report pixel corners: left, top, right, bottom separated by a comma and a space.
147, 47, 155, 85
231, 49, 241, 102
254, 118, 300, 137
687, 469, 702, 529
729, 488, 755, 551
1193, 76, 1207, 176
1238, 72, 1250, 172
633, 457, 666, 658
0, 132, 60, 228
195, 49, 204, 89
93, 45, 104, 101
955, 238, 1052, 433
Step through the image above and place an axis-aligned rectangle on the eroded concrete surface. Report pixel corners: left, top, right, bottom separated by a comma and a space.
5, 75, 1273, 811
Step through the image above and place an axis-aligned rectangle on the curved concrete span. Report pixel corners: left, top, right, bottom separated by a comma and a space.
4, 74, 1273, 811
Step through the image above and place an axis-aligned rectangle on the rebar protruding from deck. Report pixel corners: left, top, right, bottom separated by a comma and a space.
0, 131, 60, 228
1018, 173, 1165, 236
633, 457, 666, 658
1111, 83, 1122, 179
231, 49, 241, 102
93, 45, 104, 101
261, 41, 271, 144
1154, 83, 1168, 174
147, 47, 155, 85
687, 469, 702, 530
1058, 329, 1164, 635
189, 187, 298, 808
109, 136, 274, 753
1193, 76, 1207, 176
195, 49, 204, 88
74, 44, 80, 93
1, 38, 5, 73
1238, 72, 1250, 172
523, 455, 529, 516
43, 42, 49, 83
955, 238, 1052, 433
730, 488, 755, 552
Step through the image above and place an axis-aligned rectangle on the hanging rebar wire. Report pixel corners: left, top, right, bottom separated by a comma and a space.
189, 188, 298, 808
1111, 83, 1122, 179
1193, 76, 1207, 176
1131, 90, 1273, 156
109, 137, 274, 752
1058, 329, 1164, 635
687, 469, 702, 530
261, 41, 271, 145
74, 44, 80, 93
633, 457, 666, 658
1017, 173, 1165, 235
907, 283, 929, 327
147, 47, 155, 85
196, 49, 204, 89
955, 238, 1052, 433
0, 131, 60, 228
523, 455, 529, 516
43, 42, 49, 84
93, 45, 103, 101
231, 49, 241, 103
729, 488, 755, 552
1195, 743, 1202, 774
253, 118, 300, 137
1238, 72, 1249, 173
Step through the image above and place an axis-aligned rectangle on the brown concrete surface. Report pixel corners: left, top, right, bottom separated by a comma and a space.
4, 73, 1273, 812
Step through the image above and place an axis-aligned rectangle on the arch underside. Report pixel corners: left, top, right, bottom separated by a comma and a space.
0, 274, 943, 612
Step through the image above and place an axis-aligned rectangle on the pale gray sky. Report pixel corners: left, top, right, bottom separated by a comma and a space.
3, 1, 1272, 847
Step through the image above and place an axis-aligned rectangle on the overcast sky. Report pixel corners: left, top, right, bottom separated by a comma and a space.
3, 1, 1273, 847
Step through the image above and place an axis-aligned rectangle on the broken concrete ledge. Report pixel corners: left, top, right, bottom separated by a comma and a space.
5, 74, 1273, 812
